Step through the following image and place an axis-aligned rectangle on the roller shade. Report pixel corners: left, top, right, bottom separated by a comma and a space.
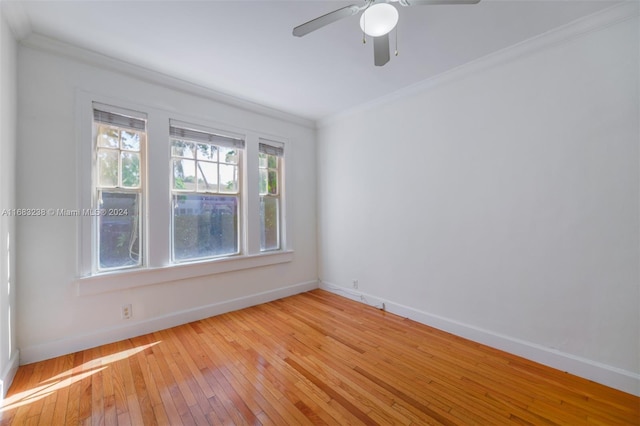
259, 140, 284, 157
170, 125, 245, 150
93, 109, 146, 131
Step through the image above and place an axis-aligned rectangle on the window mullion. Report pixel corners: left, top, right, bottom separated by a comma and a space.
117, 146, 123, 188
245, 135, 261, 255
146, 112, 170, 268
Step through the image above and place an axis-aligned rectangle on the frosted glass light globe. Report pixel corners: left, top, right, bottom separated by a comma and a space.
359, 3, 399, 37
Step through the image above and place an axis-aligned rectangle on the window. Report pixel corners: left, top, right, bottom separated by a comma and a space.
93, 107, 146, 271
80, 95, 293, 290
170, 123, 244, 262
259, 140, 283, 251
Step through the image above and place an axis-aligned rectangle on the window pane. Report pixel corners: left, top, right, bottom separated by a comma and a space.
121, 152, 140, 188
260, 197, 279, 251
96, 125, 119, 148
171, 140, 195, 158
219, 164, 238, 194
121, 130, 140, 151
258, 153, 267, 168
268, 170, 278, 195
99, 192, 140, 269
197, 143, 217, 161
267, 154, 278, 169
220, 147, 238, 164
173, 194, 239, 261
98, 149, 119, 187
173, 159, 196, 191
197, 161, 218, 192
259, 169, 268, 195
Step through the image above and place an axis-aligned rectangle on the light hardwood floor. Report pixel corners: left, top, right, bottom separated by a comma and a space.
1, 290, 638, 425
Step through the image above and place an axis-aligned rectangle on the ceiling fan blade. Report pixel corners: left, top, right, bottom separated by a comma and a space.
404, 0, 480, 5
373, 34, 390, 67
293, 5, 362, 37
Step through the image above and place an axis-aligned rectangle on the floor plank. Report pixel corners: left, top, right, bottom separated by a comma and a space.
2, 290, 638, 425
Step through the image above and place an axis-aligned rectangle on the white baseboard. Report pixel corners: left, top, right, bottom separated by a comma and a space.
319, 281, 640, 397
0, 350, 20, 400
20, 280, 319, 365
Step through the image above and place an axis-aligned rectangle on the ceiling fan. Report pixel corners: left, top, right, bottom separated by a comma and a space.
293, 0, 480, 67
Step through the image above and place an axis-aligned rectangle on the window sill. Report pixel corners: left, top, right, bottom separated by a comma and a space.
76, 250, 294, 296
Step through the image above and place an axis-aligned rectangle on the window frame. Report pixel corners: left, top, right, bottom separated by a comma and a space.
76, 93, 293, 295
259, 139, 284, 252
92, 103, 147, 273
169, 121, 245, 263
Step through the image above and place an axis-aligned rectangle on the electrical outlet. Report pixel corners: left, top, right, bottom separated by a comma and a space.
121, 304, 132, 319
352, 279, 359, 289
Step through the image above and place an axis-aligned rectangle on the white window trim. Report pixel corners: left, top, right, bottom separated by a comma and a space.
76, 250, 294, 296
75, 91, 293, 296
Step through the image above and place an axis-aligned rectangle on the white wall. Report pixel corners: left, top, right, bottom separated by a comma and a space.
318, 14, 639, 394
0, 9, 19, 399
16, 41, 317, 363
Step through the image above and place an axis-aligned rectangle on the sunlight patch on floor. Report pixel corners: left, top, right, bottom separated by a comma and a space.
0, 341, 161, 413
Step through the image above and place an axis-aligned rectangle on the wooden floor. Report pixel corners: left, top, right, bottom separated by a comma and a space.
1, 290, 638, 425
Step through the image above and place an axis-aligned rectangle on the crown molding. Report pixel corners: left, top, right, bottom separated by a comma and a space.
318, 1, 640, 128
19, 33, 316, 130
10, 1, 639, 131
0, 0, 31, 40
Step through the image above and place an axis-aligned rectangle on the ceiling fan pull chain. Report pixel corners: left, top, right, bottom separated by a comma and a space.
362, 11, 367, 44
395, 22, 399, 56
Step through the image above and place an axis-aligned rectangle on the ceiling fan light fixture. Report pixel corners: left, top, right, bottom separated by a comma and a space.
359, 3, 399, 37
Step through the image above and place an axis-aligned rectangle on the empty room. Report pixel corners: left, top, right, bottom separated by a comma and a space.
1, 0, 639, 424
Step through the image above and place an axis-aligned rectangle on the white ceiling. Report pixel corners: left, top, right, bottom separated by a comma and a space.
3, 0, 622, 121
